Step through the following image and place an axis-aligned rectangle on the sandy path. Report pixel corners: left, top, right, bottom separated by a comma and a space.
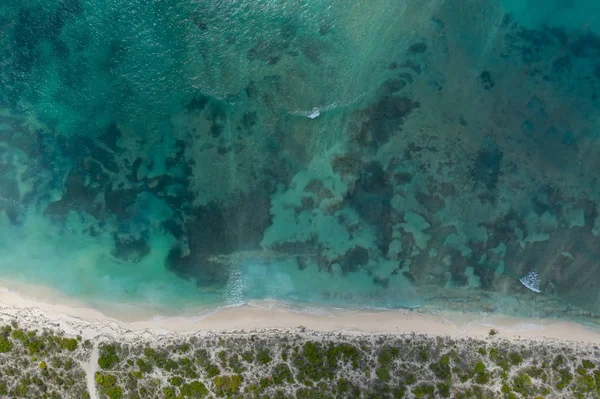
84, 342, 99, 399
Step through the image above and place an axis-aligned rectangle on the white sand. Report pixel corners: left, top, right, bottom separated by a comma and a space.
0, 279, 598, 344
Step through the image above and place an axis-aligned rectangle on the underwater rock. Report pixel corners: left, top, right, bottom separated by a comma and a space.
570, 32, 600, 58
98, 122, 122, 152
471, 137, 503, 193
113, 233, 150, 263
167, 184, 273, 286
186, 95, 209, 113
480, 70, 495, 90
348, 161, 395, 252
339, 246, 370, 274
44, 168, 105, 221
408, 42, 427, 54
359, 94, 420, 149
241, 111, 258, 129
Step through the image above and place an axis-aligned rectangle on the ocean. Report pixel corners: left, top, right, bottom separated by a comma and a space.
0, 0, 599, 322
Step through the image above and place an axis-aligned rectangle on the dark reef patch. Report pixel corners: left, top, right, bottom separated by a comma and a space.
166, 184, 274, 286
339, 246, 370, 274
104, 187, 142, 220
552, 55, 571, 72
402, 60, 422, 74
380, 79, 406, 95
408, 42, 427, 55
348, 161, 395, 252
98, 123, 122, 152
358, 94, 420, 149
570, 32, 600, 58
480, 71, 495, 90
0, 175, 21, 225
186, 95, 209, 113
241, 111, 258, 130
113, 233, 150, 263
471, 137, 503, 193
44, 168, 104, 221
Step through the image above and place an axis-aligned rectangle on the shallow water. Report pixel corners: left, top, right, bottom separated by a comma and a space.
0, 0, 600, 321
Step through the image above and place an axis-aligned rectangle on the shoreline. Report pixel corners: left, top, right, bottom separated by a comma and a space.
0, 280, 598, 344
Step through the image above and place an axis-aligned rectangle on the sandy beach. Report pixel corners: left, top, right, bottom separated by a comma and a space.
1, 279, 599, 399
0, 279, 598, 344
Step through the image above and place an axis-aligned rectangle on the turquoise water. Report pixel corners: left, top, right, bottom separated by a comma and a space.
1, 0, 600, 320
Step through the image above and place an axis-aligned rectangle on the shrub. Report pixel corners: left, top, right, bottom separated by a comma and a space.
163, 387, 176, 399
325, 343, 361, 369
213, 375, 243, 396
204, 362, 220, 378
474, 361, 486, 374
0, 337, 12, 353
376, 366, 391, 382
98, 345, 120, 370
136, 358, 152, 374
27, 339, 44, 355
11, 329, 25, 342
582, 359, 595, 369
272, 363, 294, 385
257, 349, 272, 365
412, 383, 435, 398
241, 351, 254, 363
512, 373, 533, 395
95, 373, 117, 389
510, 352, 523, 366
228, 353, 244, 374
180, 381, 208, 398
437, 381, 451, 398
295, 341, 329, 382
60, 338, 78, 351
169, 376, 183, 386
556, 367, 573, 389
430, 355, 452, 380
106, 386, 122, 399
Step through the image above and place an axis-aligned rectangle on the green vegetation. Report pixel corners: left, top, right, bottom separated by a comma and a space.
0, 321, 598, 399
213, 375, 242, 396
429, 354, 451, 380
95, 373, 123, 399
136, 358, 152, 374
256, 348, 272, 365
98, 345, 120, 370
0, 322, 90, 398
474, 361, 490, 384
204, 362, 220, 378
582, 359, 595, 369
0, 336, 13, 353
512, 373, 533, 396
272, 363, 294, 385
60, 338, 78, 352
180, 381, 208, 398
412, 383, 435, 398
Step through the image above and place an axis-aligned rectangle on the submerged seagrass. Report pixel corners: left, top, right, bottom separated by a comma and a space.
0, 0, 600, 320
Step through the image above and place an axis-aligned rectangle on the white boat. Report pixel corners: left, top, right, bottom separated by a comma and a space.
307, 107, 320, 119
